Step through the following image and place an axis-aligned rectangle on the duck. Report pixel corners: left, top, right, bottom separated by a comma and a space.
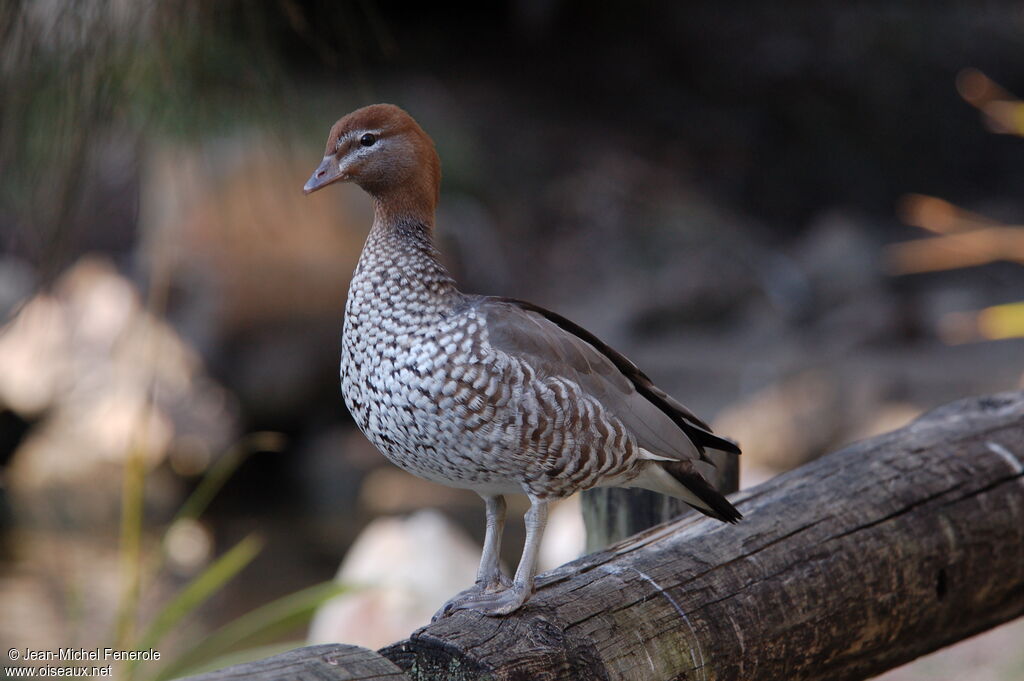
303, 103, 741, 617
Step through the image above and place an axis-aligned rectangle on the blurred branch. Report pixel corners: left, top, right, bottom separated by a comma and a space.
883, 71, 1024, 345
884, 223, 1024, 273
887, 194, 1024, 342
957, 68, 1024, 136
886, 192, 1024, 274
897, 193, 1002, 235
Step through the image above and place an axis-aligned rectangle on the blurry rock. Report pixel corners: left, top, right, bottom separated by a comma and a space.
739, 460, 778, 491
722, 366, 925, 478
540, 147, 757, 338
921, 285, 992, 340
538, 495, 585, 572
754, 252, 814, 321
300, 428, 378, 503
307, 510, 480, 649
713, 369, 857, 471
0, 293, 66, 417
0, 258, 237, 527
846, 402, 922, 442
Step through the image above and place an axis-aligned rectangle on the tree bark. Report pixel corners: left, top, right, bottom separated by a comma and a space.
181, 391, 1024, 681
180, 644, 409, 681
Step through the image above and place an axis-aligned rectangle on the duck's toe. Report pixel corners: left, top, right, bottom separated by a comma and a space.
448, 581, 532, 617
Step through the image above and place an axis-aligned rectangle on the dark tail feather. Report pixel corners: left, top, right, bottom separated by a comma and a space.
666, 465, 743, 524
687, 428, 742, 455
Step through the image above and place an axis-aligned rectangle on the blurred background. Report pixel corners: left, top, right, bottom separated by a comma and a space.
1, 1, 1023, 679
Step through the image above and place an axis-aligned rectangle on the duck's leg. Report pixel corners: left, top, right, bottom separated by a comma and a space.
452, 495, 549, 617
433, 494, 511, 620
476, 495, 511, 590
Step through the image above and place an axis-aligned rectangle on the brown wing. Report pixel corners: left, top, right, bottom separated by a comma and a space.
479, 296, 741, 464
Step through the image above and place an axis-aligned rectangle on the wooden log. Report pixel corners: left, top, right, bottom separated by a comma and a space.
179, 644, 409, 681
183, 391, 1024, 680
382, 390, 1024, 680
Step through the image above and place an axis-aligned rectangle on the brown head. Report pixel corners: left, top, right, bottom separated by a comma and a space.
303, 104, 441, 225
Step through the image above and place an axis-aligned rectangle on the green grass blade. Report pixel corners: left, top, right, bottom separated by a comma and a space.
130, 534, 264, 673
154, 580, 350, 681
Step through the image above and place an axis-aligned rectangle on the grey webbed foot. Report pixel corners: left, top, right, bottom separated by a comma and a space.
432, 574, 512, 621
447, 580, 532, 617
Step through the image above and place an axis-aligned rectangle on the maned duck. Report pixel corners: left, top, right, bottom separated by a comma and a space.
303, 104, 742, 617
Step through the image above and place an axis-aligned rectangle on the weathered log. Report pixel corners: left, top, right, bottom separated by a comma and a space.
181, 391, 1024, 681
180, 644, 409, 681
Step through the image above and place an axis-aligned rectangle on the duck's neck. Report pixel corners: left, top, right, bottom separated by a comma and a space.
367, 165, 439, 229
352, 203, 459, 315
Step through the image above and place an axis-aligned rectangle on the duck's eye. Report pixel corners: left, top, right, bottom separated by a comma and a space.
360, 133, 377, 147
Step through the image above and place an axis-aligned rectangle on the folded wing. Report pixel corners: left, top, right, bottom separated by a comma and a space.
480, 296, 741, 466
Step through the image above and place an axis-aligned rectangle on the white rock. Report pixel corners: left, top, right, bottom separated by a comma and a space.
308, 510, 480, 649
539, 496, 586, 572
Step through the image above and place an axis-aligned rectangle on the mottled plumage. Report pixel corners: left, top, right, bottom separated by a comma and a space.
304, 103, 741, 616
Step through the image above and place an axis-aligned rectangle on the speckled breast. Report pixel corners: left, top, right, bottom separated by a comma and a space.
340, 263, 518, 492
